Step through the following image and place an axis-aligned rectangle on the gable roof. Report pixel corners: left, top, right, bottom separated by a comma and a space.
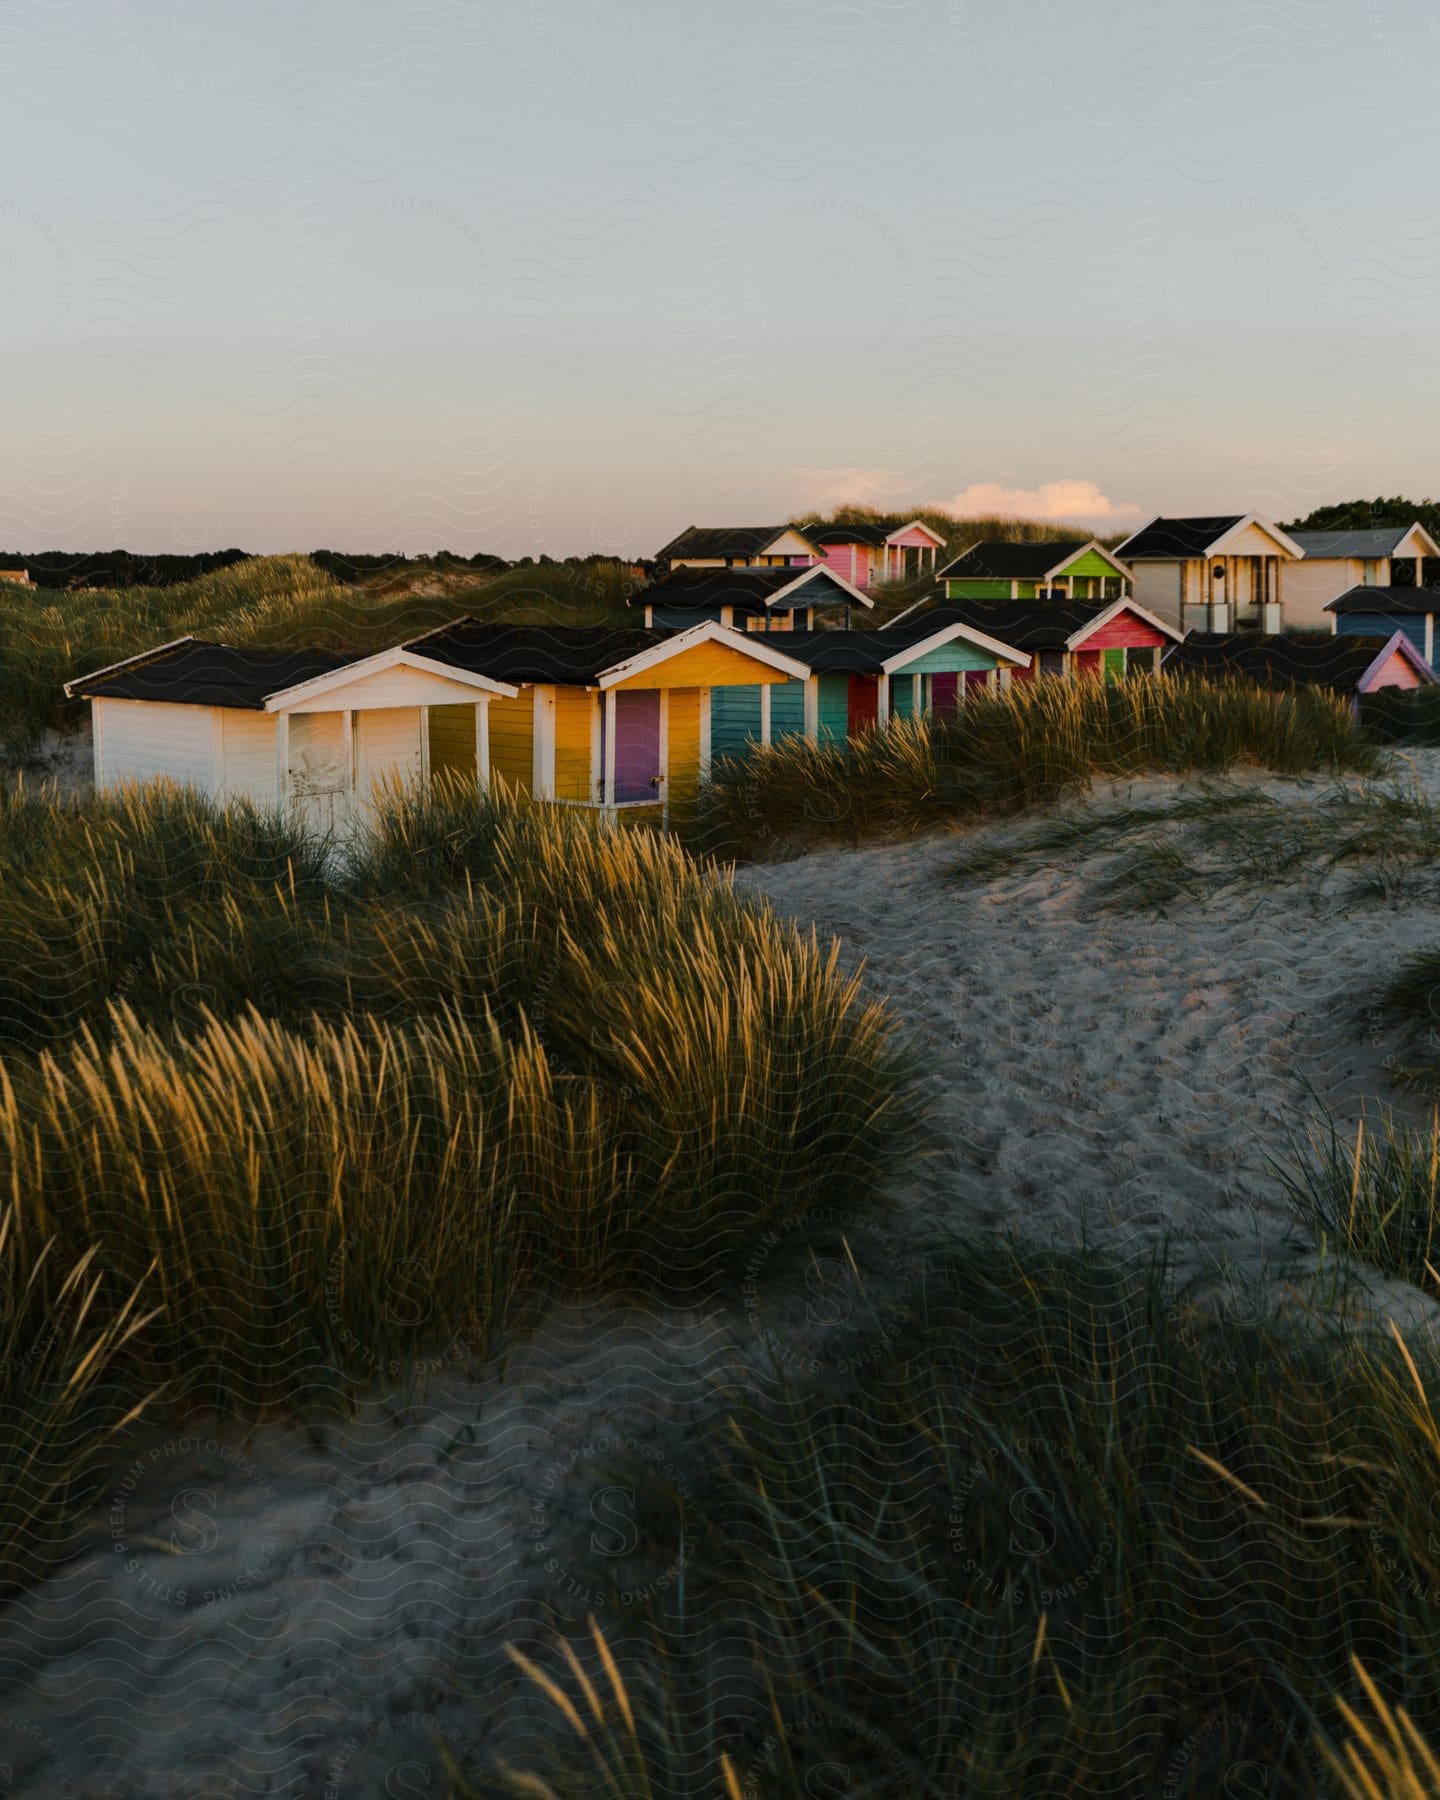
935, 538, 1131, 584
810, 523, 890, 548
405, 616, 812, 687
1118, 515, 1304, 561
895, 595, 1181, 652
777, 619, 1030, 675
64, 638, 352, 708
639, 562, 871, 614
1292, 525, 1440, 561
1326, 583, 1440, 616
652, 523, 819, 563
263, 647, 520, 711
1161, 631, 1436, 692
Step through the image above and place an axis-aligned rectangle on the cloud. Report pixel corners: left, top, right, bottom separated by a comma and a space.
943, 479, 1142, 527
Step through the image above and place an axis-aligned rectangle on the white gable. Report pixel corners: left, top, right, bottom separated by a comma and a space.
270, 663, 498, 714
765, 528, 818, 558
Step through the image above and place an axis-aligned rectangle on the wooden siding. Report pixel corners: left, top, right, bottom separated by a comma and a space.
427, 703, 478, 783
1077, 610, 1171, 651
96, 697, 214, 793
771, 678, 806, 740
891, 640, 1001, 677
220, 709, 278, 804
1062, 548, 1118, 579
612, 642, 792, 691
711, 685, 763, 760
887, 525, 940, 549
1130, 562, 1183, 627
944, 578, 1011, 600
1282, 558, 1366, 630
1361, 648, 1424, 692
1336, 613, 1430, 661
488, 690, 534, 792
276, 662, 494, 713
553, 686, 595, 803
667, 687, 702, 807
356, 707, 423, 797
818, 544, 862, 587
815, 672, 850, 742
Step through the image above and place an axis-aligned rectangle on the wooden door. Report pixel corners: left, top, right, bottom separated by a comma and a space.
847, 674, 879, 734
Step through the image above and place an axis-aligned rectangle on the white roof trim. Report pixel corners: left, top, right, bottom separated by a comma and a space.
1066, 595, 1183, 649
1044, 538, 1133, 581
1362, 631, 1438, 688
264, 646, 520, 711
881, 619, 1030, 674
63, 635, 199, 698
1113, 516, 1161, 558
1207, 514, 1303, 559
884, 519, 947, 548
1117, 514, 1302, 560
1394, 522, 1440, 560
771, 563, 874, 609
596, 618, 810, 688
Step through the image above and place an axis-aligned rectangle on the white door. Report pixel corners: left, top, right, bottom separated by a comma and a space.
288, 712, 350, 834
355, 707, 424, 809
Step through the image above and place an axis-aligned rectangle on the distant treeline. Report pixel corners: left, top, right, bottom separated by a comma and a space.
0, 548, 644, 589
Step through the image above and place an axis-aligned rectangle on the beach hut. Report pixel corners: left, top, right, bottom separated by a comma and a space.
889, 596, 1181, 684
1285, 526, 1440, 629
64, 636, 523, 833
809, 520, 946, 590
1326, 585, 1440, 668
707, 617, 1031, 757
1160, 631, 1436, 710
637, 563, 871, 632
933, 539, 1132, 604
66, 620, 812, 823
652, 523, 822, 570
399, 617, 811, 813
1116, 515, 1302, 633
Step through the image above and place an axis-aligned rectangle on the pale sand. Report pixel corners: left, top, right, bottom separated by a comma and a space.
4, 755, 1440, 1795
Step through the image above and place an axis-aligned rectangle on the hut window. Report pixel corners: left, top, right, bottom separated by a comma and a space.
1037, 649, 1066, 678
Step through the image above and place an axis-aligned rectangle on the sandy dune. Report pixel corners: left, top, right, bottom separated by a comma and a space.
4, 756, 1440, 1795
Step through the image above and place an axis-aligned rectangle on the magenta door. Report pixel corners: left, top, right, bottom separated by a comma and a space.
608, 690, 662, 802
929, 673, 959, 716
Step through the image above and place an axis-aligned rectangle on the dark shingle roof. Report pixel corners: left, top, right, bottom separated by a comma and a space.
653, 524, 812, 562
1118, 516, 1245, 559
1326, 584, 1440, 616
638, 564, 855, 614
1161, 633, 1404, 693
407, 620, 662, 685
896, 597, 1118, 651
936, 541, 1105, 582
1291, 528, 1419, 560
68, 639, 351, 708
809, 523, 891, 548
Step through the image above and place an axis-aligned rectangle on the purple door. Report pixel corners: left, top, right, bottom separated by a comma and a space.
609, 691, 662, 802
929, 673, 959, 717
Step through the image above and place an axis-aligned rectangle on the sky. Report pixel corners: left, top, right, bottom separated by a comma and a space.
2, 0, 1437, 559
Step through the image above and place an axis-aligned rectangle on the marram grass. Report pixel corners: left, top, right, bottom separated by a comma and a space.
697, 674, 1384, 859
0, 780, 921, 1594
488, 1239, 1440, 1798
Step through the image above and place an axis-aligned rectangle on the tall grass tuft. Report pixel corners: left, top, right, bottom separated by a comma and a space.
697, 676, 1383, 859
491, 1238, 1440, 1796
0, 779, 920, 1465
1279, 1110, 1440, 1292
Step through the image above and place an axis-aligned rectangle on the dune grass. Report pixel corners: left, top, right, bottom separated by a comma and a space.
696, 678, 1383, 861
1279, 1110, 1440, 1294
1, 552, 639, 754
0, 779, 920, 1594
490, 1236, 1440, 1798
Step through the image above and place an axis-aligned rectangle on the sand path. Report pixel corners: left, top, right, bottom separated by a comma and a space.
4, 756, 1440, 1795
